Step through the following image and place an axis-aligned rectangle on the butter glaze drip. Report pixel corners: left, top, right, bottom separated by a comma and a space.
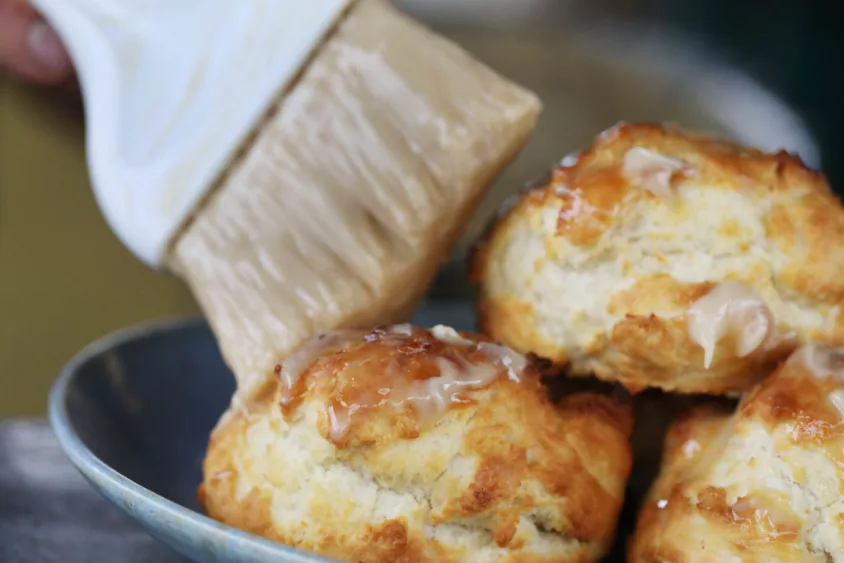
785, 345, 844, 422
786, 344, 844, 381
695, 488, 801, 543
730, 497, 801, 541
277, 329, 363, 408
687, 281, 775, 368
276, 324, 530, 444
621, 147, 689, 200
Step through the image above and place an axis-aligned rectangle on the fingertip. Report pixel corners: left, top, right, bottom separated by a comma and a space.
26, 21, 73, 83
0, 2, 73, 86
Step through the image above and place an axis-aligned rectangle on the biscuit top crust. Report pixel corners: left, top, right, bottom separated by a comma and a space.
276, 324, 531, 446
517, 123, 826, 245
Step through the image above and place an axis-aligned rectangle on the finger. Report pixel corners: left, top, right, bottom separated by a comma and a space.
0, 0, 72, 84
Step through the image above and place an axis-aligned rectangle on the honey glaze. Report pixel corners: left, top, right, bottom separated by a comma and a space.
786, 344, 844, 382
276, 329, 366, 408
275, 324, 530, 444
551, 165, 624, 245
729, 495, 801, 542
697, 488, 801, 542
687, 281, 776, 368
782, 345, 844, 426
621, 147, 690, 200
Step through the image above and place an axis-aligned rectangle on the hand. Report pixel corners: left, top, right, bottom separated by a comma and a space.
0, 0, 72, 85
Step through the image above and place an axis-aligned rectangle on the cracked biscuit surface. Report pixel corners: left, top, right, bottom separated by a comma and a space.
199, 324, 633, 562
471, 122, 844, 394
629, 344, 844, 562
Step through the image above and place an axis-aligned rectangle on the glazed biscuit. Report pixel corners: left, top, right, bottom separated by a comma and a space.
472, 122, 844, 394
200, 324, 633, 562
629, 344, 844, 562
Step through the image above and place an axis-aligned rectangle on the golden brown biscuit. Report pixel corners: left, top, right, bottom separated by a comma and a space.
471, 122, 844, 394
200, 324, 633, 562
629, 344, 844, 562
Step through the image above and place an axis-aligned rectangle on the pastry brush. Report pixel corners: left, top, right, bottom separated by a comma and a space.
32, 0, 542, 400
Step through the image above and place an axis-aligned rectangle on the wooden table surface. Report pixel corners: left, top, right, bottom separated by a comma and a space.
0, 418, 187, 562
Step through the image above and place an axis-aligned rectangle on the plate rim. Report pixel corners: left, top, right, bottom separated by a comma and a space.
48, 315, 334, 562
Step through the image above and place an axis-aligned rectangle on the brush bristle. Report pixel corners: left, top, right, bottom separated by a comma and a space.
169, 0, 541, 398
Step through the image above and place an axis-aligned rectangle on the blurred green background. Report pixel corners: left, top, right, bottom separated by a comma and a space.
0, 81, 199, 416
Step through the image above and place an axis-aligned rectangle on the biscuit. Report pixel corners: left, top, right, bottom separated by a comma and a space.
629, 344, 844, 562
472, 122, 844, 394
200, 324, 633, 562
